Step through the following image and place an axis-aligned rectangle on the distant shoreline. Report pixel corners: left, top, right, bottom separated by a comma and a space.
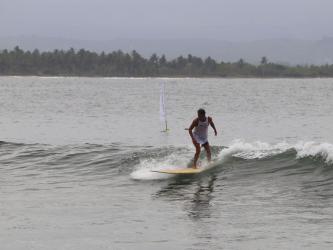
2, 75, 333, 79
1, 46, 333, 78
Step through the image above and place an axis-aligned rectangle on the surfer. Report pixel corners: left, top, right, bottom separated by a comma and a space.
188, 109, 217, 168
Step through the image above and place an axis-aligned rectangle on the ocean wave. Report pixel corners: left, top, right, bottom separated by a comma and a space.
1, 139, 333, 182
219, 139, 333, 165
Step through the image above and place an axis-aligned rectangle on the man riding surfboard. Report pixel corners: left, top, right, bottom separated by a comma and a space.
188, 109, 217, 168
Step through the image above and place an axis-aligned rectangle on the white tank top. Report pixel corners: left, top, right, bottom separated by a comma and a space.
194, 117, 209, 140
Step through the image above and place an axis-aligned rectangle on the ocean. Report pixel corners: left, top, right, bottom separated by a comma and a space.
1, 77, 333, 249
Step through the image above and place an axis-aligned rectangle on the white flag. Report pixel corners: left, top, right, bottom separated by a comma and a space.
159, 82, 167, 123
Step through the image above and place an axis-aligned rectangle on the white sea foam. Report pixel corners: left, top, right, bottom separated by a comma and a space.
294, 141, 333, 163
130, 152, 191, 180
217, 139, 290, 160
218, 139, 333, 164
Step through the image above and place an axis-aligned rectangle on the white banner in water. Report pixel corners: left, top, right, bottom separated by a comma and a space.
159, 82, 167, 122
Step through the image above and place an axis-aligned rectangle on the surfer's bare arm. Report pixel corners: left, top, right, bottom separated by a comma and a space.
188, 119, 198, 140
208, 117, 217, 136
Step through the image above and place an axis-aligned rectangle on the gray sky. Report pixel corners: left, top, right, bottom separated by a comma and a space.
1, 0, 333, 41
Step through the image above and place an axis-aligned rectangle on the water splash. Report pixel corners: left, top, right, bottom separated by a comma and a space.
218, 139, 333, 164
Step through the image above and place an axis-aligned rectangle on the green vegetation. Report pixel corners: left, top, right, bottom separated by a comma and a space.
1, 46, 333, 77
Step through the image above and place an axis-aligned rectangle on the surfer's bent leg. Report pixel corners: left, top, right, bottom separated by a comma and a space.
203, 142, 211, 162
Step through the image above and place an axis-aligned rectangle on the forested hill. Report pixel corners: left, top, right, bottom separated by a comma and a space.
1, 46, 333, 77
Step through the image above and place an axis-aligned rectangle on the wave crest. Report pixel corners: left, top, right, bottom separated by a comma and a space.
219, 140, 333, 164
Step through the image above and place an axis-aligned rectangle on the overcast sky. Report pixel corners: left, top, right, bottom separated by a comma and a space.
1, 0, 333, 41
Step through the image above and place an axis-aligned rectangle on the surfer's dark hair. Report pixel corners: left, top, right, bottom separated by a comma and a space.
197, 108, 206, 115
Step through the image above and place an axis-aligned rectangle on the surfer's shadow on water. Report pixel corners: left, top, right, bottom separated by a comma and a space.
186, 175, 218, 220
153, 172, 225, 220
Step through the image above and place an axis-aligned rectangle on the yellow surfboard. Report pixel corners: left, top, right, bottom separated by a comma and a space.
152, 167, 205, 174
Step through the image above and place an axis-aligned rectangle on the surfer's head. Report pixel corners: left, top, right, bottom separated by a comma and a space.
197, 108, 206, 120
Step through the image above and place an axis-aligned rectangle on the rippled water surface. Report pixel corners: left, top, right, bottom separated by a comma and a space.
1, 77, 333, 249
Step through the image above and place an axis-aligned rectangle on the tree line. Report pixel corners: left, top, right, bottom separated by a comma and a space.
1, 46, 333, 77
